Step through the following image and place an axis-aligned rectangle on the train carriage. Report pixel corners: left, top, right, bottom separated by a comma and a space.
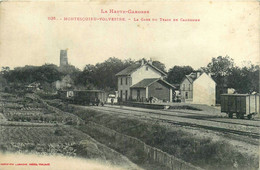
58, 90, 107, 106
221, 94, 260, 119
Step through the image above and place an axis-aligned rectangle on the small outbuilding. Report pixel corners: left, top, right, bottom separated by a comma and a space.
130, 78, 175, 102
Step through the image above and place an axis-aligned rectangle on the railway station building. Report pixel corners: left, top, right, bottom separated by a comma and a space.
116, 59, 175, 102
130, 78, 175, 102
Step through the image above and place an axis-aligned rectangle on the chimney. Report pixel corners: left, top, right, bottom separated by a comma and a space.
148, 59, 153, 65
196, 72, 201, 78
141, 58, 145, 65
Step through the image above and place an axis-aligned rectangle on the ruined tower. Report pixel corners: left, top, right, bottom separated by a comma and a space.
60, 49, 68, 67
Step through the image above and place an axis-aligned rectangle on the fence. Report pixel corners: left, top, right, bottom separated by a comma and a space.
33, 94, 203, 169
85, 121, 203, 170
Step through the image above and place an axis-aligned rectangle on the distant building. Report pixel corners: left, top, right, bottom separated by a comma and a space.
180, 72, 198, 103
25, 82, 41, 92
55, 75, 73, 90
180, 72, 216, 106
60, 49, 68, 67
116, 59, 175, 102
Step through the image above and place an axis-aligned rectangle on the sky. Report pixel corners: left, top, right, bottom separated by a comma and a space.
0, 1, 259, 71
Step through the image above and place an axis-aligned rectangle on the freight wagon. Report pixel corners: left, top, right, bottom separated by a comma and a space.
58, 90, 107, 106
220, 94, 260, 119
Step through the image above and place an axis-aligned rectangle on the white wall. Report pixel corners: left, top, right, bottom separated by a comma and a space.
117, 76, 131, 100
193, 73, 216, 106
131, 64, 162, 85
117, 64, 163, 101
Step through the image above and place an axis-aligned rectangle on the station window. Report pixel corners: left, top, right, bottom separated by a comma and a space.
126, 77, 128, 85
120, 77, 123, 85
183, 84, 185, 90
146, 66, 149, 71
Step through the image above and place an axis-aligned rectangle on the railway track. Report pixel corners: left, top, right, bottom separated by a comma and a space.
81, 106, 260, 144
104, 105, 260, 128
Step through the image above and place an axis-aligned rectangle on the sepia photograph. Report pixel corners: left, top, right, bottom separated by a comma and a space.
0, 0, 259, 170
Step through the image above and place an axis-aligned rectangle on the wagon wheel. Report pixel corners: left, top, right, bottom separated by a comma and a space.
228, 113, 233, 118
247, 114, 252, 120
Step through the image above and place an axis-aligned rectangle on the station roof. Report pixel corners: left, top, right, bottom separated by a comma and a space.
131, 78, 175, 89
115, 63, 141, 76
116, 62, 167, 76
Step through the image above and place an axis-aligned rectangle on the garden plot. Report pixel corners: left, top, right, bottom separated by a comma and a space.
0, 124, 140, 169
0, 93, 80, 125
3, 109, 79, 124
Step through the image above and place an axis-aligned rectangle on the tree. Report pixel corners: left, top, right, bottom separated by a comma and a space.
58, 64, 81, 88
3, 64, 62, 84
0, 75, 7, 90
136, 58, 166, 72
228, 64, 259, 93
1, 67, 10, 74
204, 56, 234, 77
152, 61, 166, 72
202, 56, 234, 103
76, 57, 134, 90
167, 66, 194, 84
59, 64, 80, 75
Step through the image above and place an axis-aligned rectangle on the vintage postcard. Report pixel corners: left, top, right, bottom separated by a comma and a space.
0, 0, 259, 170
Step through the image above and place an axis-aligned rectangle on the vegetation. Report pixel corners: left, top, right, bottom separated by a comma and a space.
1, 56, 259, 94
75, 57, 134, 90
0, 93, 139, 169
200, 56, 259, 93
53, 104, 258, 170
227, 64, 259, 93
0, 125, 82, 155
0, 124, 125, 161
3, 64, 61, 84
167, 66, 194, 84
0, 92, 80, 125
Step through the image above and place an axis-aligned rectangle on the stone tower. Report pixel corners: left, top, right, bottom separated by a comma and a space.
60, 49, 68, 67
